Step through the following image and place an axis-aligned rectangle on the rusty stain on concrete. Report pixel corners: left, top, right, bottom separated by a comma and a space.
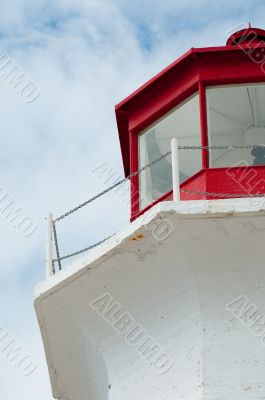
128, 233, 145, 241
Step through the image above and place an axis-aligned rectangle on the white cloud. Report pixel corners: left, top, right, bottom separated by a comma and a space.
0, 0, 264, 398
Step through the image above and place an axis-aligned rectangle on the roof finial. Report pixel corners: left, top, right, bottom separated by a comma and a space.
249, 21, 252, 28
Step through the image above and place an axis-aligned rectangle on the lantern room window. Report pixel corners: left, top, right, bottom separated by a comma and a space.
139, 93, 201, 209
116, 27, 265, 220
207, 83, 265, 168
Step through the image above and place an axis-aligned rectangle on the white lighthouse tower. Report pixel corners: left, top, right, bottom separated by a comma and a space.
35, 26, 265, 400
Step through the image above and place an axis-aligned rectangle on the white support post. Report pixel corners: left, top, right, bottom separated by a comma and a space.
171, 138, 180, 201
45, 213, 54, 278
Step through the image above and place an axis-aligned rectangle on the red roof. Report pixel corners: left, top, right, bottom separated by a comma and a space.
116, 28, 265, 176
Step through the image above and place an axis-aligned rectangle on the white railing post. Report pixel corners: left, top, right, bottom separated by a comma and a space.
45, 213, 53, 278
171, 138, 180, 201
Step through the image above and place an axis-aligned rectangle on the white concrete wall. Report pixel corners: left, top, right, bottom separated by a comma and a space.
35, 199, 265, 400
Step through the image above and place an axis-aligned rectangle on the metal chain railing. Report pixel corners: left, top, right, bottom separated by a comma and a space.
176, 144, 263, 150
52, 221, 62, 271
55, 145, 265, 222
180, 189, 265, 198
48, 144, 265, 275
50, 150, 173, 269
55, 234, 114, 262
52, 144, 265, 266
55, 150, 172, 222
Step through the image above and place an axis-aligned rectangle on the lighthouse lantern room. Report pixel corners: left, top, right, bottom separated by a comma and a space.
116, 27, 265, 220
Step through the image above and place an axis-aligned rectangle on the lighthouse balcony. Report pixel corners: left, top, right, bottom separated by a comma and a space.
35, 197, 265, 400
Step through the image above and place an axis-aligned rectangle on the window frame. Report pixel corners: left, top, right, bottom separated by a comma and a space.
206, 82, 265, 169
130, 82, 206, 219
130, 78, 265, 221
138, 91, 203, 210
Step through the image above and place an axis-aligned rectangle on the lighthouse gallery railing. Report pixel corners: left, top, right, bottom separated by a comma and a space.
46, 143, 265, 277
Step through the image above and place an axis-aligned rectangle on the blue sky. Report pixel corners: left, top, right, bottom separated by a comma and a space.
0, 0, 264, 398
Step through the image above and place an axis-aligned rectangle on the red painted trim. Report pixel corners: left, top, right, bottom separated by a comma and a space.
132, 168, 206, 221
129, 75, 265, 220
131, 165, 265, 220
130, 130, 139, 219
115, 48, 194, 110
117, 48, 265, 178
130, 85, 200, 221
199, 82, 209, 168
115, 33, 265, 220
130, 82, 199, 135
116, 46, 264, 111
201, 76, 265, 88
116, 46, 265, 112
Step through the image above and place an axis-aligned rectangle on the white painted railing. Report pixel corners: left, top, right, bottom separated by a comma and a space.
171, 138, 180, 201
45, 142, 182, 278
45, 213, 54, 278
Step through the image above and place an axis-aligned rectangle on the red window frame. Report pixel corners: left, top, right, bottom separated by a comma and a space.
115, 44, 265, 222
131, 78, 265, 221
130, 81, 205, 220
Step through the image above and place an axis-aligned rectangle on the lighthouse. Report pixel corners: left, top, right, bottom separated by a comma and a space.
35, 26, 265, 400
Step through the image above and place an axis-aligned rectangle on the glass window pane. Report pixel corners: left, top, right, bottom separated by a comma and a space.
207, 83, 265, 168
139, 93, 201, 210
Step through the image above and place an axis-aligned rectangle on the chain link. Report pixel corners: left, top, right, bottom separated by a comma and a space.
180, 189, 265, 198
53, 234, 114, 263
55, 145, 263, 221
52, 151, 173, 265
55, 150, 172, 221
52, 259, 56, 275
52, 221, 62, 271
53, 188, 265, 265
178, 144, 263, 150
52, 143, 265, 268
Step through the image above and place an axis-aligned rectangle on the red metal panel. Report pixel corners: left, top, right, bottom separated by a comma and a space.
131, 170, 207, 221
199, 54, 265, 85
180, 169, 208, 200
178, 166, 265, 200
116, 49, 194, 110
131, 166, 265, 221
204, 166, 265, 198
128, 65, 199, 133
117, 48, 265, 182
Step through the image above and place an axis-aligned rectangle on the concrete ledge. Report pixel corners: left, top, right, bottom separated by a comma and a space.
35, 197, 265, 299
34, 197, 265, 400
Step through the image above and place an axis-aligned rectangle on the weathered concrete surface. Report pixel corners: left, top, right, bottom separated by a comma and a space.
35, 199, 265, 400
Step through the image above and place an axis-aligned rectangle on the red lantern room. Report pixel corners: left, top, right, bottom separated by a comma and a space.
116, 26, 265, 221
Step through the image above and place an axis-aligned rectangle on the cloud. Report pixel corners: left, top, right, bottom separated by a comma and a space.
0, 0, 264, 398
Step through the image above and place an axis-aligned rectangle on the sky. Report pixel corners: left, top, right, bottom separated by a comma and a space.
0, 0, 265, 398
